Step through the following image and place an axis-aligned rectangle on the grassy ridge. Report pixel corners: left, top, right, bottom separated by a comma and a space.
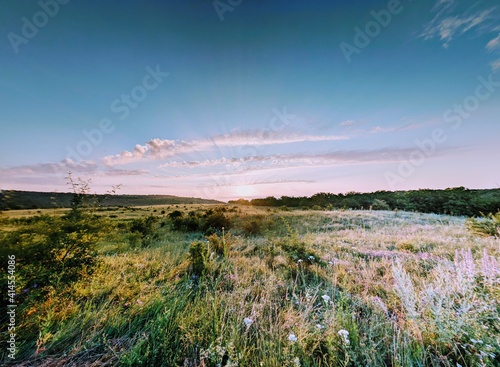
0, 190, 223, 210
1, 206, 499, 366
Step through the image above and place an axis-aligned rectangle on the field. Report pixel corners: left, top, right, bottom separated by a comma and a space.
1, 205, 499, 367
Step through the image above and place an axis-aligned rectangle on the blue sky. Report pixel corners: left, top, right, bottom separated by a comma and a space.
1, 0, 499, 200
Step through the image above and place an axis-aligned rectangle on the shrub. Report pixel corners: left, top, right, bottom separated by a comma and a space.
206, 232, 234, 257
129, 215, 159, 246
242, 219, 262, 236
168, 208, 231, 234
371, 199, 390, 211
168, 210, 183, 220
188, 241, 210, 277
0, 212, 109, 303
203, 208, 231, 234
466, 211, 500, 237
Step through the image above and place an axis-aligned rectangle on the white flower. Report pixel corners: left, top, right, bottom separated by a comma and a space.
315, 324, 325, 330
321, 294, 331, 303
243, 317, 253, 328
293, 356, 301, 366
328, 261, 334, 265
308, 255, 315, 261
297, 259, 303, 264
338, 329, 350, 345
288, 333, 298, 342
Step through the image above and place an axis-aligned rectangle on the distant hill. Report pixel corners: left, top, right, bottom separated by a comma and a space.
0, 190, 224, 210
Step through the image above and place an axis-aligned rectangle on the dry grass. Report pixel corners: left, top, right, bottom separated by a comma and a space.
2, 206, 499, 366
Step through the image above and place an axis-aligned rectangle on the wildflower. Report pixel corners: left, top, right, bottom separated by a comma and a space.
338, 329, 350, 345
321, 294, 331, 303
308, 255, 315, 261
372, 296, 388, 315
293, 356, 301, 366
297, 259, 303, 264
328, 261, 334, 265
243, 317, 253, 328
316, 324, 325, 330
136, 300, 143, 305
288, 333, 298, 342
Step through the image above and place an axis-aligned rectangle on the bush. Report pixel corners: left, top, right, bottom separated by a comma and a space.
466, 211, 500, 237
188, 241, 210, 277
241, 219, 263, 236
168, 210, 183, 220
371, 199, 390, 211
129, 215, 159, 246
168, 207, 231, 235
206, 232, 233, 257
0, 211, 109, 303
203, 208, 231, 234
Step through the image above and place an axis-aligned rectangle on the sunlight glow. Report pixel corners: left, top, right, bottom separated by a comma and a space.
232, 185, 257, 199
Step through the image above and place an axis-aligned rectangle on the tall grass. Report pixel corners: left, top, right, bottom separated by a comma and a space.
1, 207, 499, 366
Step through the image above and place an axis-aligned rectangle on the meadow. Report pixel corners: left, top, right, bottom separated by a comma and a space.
0, 203, 499, 367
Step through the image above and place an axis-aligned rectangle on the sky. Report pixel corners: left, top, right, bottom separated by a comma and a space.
1, 0, 499, 201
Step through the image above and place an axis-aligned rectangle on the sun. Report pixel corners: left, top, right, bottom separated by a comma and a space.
232, 185, 257, 199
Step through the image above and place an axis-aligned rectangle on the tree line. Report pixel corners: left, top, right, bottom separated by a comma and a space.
229, 187, 500, 217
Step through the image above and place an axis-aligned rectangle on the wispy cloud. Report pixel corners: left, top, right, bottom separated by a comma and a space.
102, 139, 196, 166
210, 130, 347, 146
102, 130, 348, 166
422, 2, 500, 72
369, 126, 398, 134
491, 59, 500, 72
486, 33, 500, 51
159, 146, 461, 175
339, 120, 358, 127
421, 2, 496, 48
365, 120, 438, 135
0, 159, 148, 177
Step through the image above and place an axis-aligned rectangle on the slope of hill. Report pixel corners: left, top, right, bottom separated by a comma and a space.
0, 190, 223, 210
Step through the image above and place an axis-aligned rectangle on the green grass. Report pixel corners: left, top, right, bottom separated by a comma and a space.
1, 206, 499, 366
